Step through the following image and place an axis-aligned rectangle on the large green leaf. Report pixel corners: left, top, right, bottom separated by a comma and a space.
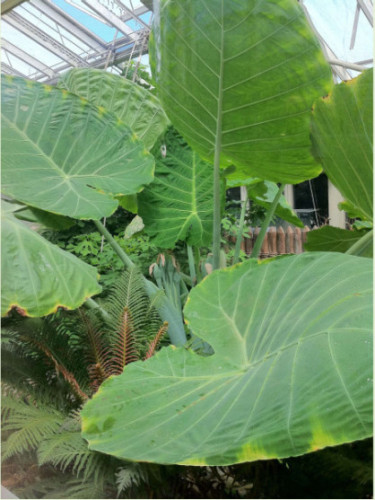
58, 68, 169, 151
1, 75, 154, 220
138, 128, 216, 248
81, 253, 372, 465
150, 0, 333, 184
311, 69, 373, 221
2, 201, 101, 317
305, 226, 372, 257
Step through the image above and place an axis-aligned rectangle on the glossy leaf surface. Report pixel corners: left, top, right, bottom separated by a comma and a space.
150, 0, 333, 183
312, 69, 373, 221
1, 76, 154, 220
82, 253, 372, 465
58, 69, 169, 150
305, 226, 372, 257
2, 201, 101, 317
139, 129, 216, 248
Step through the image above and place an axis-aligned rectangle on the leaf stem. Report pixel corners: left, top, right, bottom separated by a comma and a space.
233, 193, 248, 264
84, 297, 110, 321
251, 183, 285, 259
187, 245, 197, 286
346, 229, 373, 256
93, 220, 134, 268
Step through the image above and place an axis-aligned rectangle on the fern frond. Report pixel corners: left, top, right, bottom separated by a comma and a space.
144, 322, 169, 359
116, 463, 148, 497
2, 396, 65, 461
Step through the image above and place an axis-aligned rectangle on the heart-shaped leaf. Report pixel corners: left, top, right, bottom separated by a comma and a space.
1, 75, 154, 220
139, 128, 219, 248
150, 0, 333, 183
311, 69, 373, 221
81, 253, 372, 465
2, 201, 101, 317
58, 68, 169, 150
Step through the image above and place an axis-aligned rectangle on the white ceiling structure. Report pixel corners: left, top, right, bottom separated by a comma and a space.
0, 0, 373, 85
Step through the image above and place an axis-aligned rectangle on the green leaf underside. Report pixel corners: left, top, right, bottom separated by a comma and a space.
14, 206, 75, 230
58, 68, 169, 151
305, 226, 372, 257
1, 75, 154, 220
150, 0, 333, 184
81, 253, 372, 465
311, 69, 373, 221
139, 129, 215, 247
2, 201, 101, 317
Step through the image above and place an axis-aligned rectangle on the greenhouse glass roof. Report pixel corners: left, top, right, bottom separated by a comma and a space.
0, 0, 373, 83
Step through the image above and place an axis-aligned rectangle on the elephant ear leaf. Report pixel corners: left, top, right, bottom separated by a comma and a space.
305, 226, 372, 257
312, 69, 373, 221
58, 68, 169, 151
1, 201, 101, 317
150, 0, 333, 183
1, 75, 154, 220
81, 252, 372, 465
138, 128, 218, 248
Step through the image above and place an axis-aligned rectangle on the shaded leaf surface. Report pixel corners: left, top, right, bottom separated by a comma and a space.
1, 76, 154, 220
311, 69, 373, 220
81, 253, 372, 465
2, 201, 101, 317
58, 68, 169, 150
139, 129, 216, 247
305, 226, 372, 257
150, 0, 333, 183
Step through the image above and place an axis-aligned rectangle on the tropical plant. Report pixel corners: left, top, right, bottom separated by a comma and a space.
2, 269, 168, 498
1, 0, 372, 483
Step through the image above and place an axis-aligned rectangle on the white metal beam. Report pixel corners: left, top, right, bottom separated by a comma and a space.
81, 0, 136, 38
114, 0, 149, 29
2, 39, 56, 78
1, 62, 29, 78
4, 11, 88, 67
357, 0, 373, 26
29, 0, 106, 51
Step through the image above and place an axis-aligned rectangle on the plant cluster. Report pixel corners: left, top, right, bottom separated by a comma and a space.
1, 0, 373, 498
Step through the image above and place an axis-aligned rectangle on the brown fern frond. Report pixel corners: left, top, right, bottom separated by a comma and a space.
144, 322, 168, 360
107, 307, 139, 376
23, 336, 88, 401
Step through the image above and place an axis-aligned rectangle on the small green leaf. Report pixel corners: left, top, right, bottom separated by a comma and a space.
81, 253, 372, 465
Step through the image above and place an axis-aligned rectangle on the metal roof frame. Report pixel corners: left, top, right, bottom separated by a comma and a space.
1, 0, 373, 84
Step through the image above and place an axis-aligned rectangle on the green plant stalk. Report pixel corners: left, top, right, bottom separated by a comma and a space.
93, 220, 187, 346
233, 193, 248, 265
345, 229, 373, 256
84, 297, 110, 321
213, 152, 222, 270
251, 184, 286, 259
187, 245, 197, 286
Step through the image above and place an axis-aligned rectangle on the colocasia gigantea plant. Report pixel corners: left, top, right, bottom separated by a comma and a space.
1, 0, 372, 471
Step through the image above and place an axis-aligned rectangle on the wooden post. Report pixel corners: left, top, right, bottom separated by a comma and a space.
295, 227, 302, 254
277, 226, 286, 254
245, 228, 253, 255
302, 226, 310, 251
269, 227, 277, 256
286, 226, 294, 253
253, 227, 261, 254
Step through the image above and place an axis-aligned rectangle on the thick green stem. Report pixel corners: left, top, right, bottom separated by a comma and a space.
251, 183, 285, 259
346, 229, 373, 256
84, 297, 110, 321
187, 245, 197, 286
93, 220, 134, 268
233, 193, 248, 265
